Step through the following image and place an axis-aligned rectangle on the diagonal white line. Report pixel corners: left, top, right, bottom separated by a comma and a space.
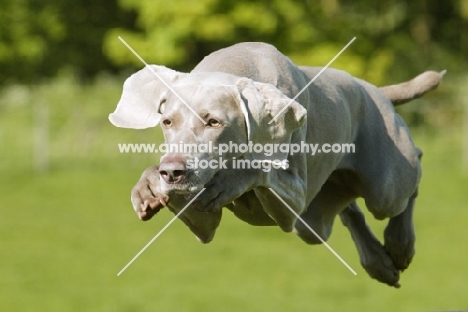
118, 36, 206, 125
269, 37, 357, 124
268, 188, 357, 275
117, 188, 206, 276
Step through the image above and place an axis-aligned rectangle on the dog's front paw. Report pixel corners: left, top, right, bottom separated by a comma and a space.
131, 166, 169, 221
136, 197, 169, 221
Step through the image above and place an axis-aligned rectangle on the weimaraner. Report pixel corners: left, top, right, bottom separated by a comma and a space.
109, 42, 445, 287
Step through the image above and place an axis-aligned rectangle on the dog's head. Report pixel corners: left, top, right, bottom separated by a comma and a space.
110, 68, 307, 195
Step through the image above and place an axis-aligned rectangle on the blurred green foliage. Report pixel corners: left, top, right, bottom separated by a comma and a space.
1, 0, 467, 85
0, 0, 136, 83
104, 0, 468, 85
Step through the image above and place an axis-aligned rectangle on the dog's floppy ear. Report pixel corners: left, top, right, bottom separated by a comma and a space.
236, 78, 307, 143
109, 65, 184, 129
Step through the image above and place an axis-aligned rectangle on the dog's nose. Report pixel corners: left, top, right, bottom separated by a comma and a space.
159, 156, 186, 184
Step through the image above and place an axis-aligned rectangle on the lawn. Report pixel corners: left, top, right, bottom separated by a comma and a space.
1, 76, 467, 311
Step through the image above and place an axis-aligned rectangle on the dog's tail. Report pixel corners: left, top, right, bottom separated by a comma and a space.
379, 70, 446, 106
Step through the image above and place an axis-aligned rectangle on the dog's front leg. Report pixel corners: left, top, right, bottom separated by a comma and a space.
254, 166, 307, 232
196, 164, 307, 232
131, 165, 222, 243
131, 165, 169, 221
195, 167, 265, 213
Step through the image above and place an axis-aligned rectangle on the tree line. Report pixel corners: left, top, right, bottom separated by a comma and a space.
1, 0, 467, 84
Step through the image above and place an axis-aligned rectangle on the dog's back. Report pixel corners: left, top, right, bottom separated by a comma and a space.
193, 42, 310, 106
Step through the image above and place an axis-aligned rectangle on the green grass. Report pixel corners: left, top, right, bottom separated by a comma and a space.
1, 76, 467, 311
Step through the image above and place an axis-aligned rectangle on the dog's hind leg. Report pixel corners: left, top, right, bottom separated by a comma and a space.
340, 202, 401, 287
383, 149, 421, 271
383, 188, 417, 271
294, 180, 354, 244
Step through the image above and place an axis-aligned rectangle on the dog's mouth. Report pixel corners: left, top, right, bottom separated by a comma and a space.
164, 182, 204, 195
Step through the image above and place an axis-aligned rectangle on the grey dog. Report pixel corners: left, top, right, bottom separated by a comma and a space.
110, 42, 445, 287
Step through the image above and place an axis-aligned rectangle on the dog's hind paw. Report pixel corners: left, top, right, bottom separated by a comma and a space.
360, 239, 401, 288
384, 237, 415, 272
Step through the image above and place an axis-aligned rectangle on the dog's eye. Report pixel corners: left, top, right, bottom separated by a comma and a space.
207, 119, 221, 127
162, 119, 172, 127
